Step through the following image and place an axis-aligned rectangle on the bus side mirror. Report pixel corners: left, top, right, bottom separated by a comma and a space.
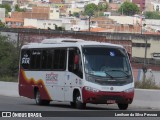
74, 55, 79, 65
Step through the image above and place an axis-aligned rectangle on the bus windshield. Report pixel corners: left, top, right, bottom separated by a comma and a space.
82, 46, 131, 78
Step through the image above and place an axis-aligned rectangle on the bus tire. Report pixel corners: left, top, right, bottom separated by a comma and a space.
74, 91, 86, 109
35, 89, 50, 105
70, 102, 75, 108
118, 103, 128, 110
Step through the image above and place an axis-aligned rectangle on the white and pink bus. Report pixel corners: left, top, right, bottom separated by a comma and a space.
19, 38, 134, 110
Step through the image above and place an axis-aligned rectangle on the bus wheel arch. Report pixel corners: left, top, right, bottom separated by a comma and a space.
72, 89, 86, 109
34, 87, 50, 106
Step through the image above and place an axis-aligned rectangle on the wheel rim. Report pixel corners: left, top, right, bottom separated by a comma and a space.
76, 95, 81, 103
36, 91, 40, 103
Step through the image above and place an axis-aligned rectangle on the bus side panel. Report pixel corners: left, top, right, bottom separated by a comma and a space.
19, 69, 51, 100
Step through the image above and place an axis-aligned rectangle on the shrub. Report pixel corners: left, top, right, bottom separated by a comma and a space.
135, 78, 160, 89
0, 34, 19, 82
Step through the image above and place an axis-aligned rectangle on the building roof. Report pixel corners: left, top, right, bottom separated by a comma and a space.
81, 27, 113, 32
32, 6, 50, 13
5, 18, 23, 23
11, 12, 49, 20
49, 0, 63, 3
10, 25, 36, 29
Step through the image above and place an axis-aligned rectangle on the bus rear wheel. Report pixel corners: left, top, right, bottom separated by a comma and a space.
118, 103, 128, 110
74, 92, 86, 109
35, 89, 50, 105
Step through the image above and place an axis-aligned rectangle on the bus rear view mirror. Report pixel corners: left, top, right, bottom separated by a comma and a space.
74, 55, 79, 64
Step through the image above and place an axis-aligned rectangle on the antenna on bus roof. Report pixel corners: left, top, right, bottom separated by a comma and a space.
41, 38, 85, 44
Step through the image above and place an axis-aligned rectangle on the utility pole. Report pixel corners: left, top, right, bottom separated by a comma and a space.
88, 15, 91, 32
142, 16, 147, 82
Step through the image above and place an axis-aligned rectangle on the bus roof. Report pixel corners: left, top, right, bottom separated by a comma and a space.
21, 38, 123, 49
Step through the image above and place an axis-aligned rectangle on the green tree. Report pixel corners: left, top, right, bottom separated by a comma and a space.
0, 4, 11, 16
0, 20, 6, 28
84, 3, 98, 16
96, 2, 109, 17
144, 11, 160, 19
15, 4, 25, 12
0, 35, 19, 81
98, 2, 108, 12
118, 1, 140, 16
73, 12, 80, 18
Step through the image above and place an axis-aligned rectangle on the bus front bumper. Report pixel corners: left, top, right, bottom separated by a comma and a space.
82, 87, 134, 104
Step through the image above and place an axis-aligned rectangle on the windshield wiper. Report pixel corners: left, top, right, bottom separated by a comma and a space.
108, 70, 130, 78
104, 71, 114, 78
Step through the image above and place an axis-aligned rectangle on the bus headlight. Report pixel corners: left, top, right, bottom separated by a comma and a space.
84, 86, 99, 92
124, 88, 134, 93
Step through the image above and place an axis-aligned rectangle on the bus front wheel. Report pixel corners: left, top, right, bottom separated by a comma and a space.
74, 92, 86, 109
35, 89, 50, 105
118, 103, 128, 110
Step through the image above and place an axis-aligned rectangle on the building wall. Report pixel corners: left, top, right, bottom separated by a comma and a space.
1, 0, 16, 5
38, 19, 62, 29
129, 36, 160, 59
145, 19, 160, 31
49, 7, 60, 19
24, 18, 62, 29
109, 16, 141, 25
132, 0, 145, 11
145, 0, 154, 11
11, 6, 60, 20
49, 0, 63, 3
152, 2, 160, 12
32, 6, 50, 13
104, 33, 160, 59
24, 19, 38, 28
0, 8, 5, 22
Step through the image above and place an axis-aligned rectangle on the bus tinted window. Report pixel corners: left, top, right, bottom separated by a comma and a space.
59, 50, 66, 69
53, 49, 66, 70
21, 48, 66, 71
30, 50, 42, 69
46, 49, 54, 69
21, 50, 31, 69
41, 50, 47, 69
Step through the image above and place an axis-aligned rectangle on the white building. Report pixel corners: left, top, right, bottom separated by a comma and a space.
145, 19, 160, 32
151, 1, 160, 11
109, 16, 141, 25
24, 18, 62, 30
0, 8, 5, 22
0, 0, 17, 5
49, 7, 60, 19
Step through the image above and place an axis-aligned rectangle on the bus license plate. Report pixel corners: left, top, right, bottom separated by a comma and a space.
107, 100, 115, 104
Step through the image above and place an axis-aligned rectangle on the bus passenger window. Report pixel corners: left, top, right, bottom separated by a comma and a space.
41, 50, 48, 69
53, 49, 66, 70
46, 50, 54, 69
30, 50, 42, 69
